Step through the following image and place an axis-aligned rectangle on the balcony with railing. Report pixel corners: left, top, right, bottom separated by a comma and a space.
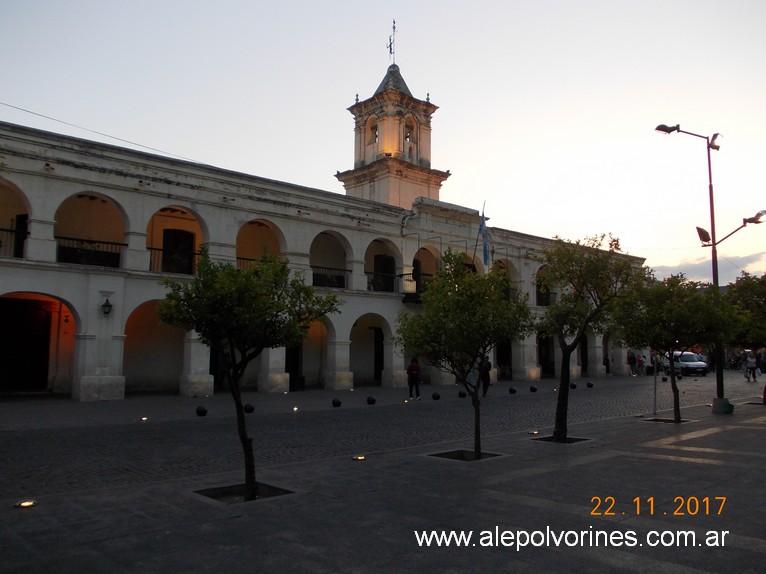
401, 272, 434, 303
148, 247, 201, 275
56, 236, 125, 268
236, 256, 259, 270
0, 227, 25, 259
312, 266, 349, 289
366, 271, 398, 293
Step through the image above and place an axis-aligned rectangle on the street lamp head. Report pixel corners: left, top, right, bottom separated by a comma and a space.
743, 209, 766, 225
696, 226, 712, 244
655, 124, 680, 134
709, 133, 721, 151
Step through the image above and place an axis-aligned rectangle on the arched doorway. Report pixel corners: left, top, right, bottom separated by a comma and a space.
54, 192, 127, 267
146, 206, 205, 274
0, 178, 30, 259
350, 314, 392, 387
364, 238, 401, 292
310, 231, 351, 289
286, 319, 331, 391
123, 300, 185, 393
411, 246, 439, 294
236, 219, 284, 269
0, 293, 77, 393
537, 335, 556, 378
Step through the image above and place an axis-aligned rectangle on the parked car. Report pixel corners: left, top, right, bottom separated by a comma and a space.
663, 352, 708, 376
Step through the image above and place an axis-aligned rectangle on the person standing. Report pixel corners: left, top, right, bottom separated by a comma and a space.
480, 355, 492, 397
406, 357, 421, 400
627, 350, 637, 376
745, 351, 758, 383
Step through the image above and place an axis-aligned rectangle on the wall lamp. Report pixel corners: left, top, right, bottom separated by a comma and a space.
101, 298, 113, 316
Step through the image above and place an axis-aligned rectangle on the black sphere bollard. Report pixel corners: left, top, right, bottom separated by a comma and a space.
332, 398, 342, 408
530, 386, 538, 393
677, 375, 683, 380
196, 406, 207, 417
458, 390, 467, 398
661, 376, 668, 382
244, 403, 254, 414
508, 387, 517, 394
367, 396, 376, 405
432, 392, 441, 400
586, 382, 594, 388
570, 383, 577, 390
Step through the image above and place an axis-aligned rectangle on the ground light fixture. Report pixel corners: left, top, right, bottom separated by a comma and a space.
352, 455, 366, 461
15, 499, 37, 508
292, 406, 299, 412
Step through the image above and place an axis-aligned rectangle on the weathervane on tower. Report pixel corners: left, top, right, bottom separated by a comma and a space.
387, 19, 396, 64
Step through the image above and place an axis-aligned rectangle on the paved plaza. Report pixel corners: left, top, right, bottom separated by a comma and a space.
1, 372, 765, 573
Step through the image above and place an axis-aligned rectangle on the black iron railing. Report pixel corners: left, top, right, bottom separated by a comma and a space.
366, 271, 398, 293
56, 236, 125, 268
400, 272, 434, 294
236, 257, 259, 270
312, 266, 349, 289
0, 227, 25, 258
148, 247, 201, 275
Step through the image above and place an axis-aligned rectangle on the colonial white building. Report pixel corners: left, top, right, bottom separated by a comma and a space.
0, 64, 633, 401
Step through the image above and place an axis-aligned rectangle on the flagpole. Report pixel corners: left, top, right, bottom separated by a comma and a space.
472, 201, 485, 264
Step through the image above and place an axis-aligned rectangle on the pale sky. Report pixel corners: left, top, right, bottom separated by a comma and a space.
2, 0, 764, 284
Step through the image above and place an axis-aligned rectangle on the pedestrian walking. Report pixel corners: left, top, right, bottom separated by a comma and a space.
745, 351, 758, 382
479, 356, 492, 397
627, 350, 637, 376
406, 357, 421, 400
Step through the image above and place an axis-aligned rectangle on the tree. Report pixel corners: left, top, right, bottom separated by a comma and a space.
396, 251, 531, 459
616, 274, 740, 422
725, 272, 766, 350
537, 235, 644, 442
159, 254, 339, 500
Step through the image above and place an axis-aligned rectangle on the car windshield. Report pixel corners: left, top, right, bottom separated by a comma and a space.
679, 354, 698, 362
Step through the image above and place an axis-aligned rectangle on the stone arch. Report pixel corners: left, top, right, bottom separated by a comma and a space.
146, 205, 208, 274
349, 313, 394, 387
402, 114, 419, 162
0, 176, 31, 258
309, 230, 353, 289
410, 245, 440, 294
364, 237, 402, 292
0, 292, 78, 394
54, 191, 128, 268
535, 264, 552, 306
236, 218, 286, 269
286, 316, 336, 390
123, 300, 185, 393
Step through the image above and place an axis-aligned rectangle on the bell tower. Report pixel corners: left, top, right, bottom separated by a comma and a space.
336, 64, 450, 209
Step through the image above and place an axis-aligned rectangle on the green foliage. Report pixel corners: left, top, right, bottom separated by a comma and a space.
396, 250, 532, 390
617, 274, 740, 355
537, 235, 645, 349
725, 272, 766, 348
159, 253, 339, 381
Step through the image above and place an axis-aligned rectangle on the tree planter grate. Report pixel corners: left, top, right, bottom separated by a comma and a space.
641, 418, 692, 424
195, 482, 293, 504
428, 449, 503, 462
533, 436, 590, 444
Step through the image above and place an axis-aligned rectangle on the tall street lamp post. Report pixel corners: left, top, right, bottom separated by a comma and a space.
654, 123, 757, 414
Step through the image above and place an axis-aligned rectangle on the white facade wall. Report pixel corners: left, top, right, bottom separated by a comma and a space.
0, 122, 633, 401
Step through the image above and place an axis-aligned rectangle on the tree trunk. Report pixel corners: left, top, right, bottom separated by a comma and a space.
553, 346, 573, 442
471, 392, 482, 460
228, 368, 258, 500
669, 363, 682, 423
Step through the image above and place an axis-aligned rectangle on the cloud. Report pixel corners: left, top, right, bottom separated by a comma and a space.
652, 252, 766, 285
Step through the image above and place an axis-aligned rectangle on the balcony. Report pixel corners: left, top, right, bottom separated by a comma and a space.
401, 272, 433, 303
148, 247, 201, 275
366, 271, 398, 293
312, 266, 349, 289
56, 236, 125, 268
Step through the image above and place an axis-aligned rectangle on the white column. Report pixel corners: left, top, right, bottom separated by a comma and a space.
73, 333, 125, 401
350, 259, 367, 291
610, 346, 629, 376
324, 340, 353, 389
257, 346, 289, 393
588, 333, 606, 377
123, 231, 150, 271
25, 218, 57, 262
205, 241, 236, 266
382, 340, 406, 388
514, 334, 540, 381
180, 331, 214, 397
